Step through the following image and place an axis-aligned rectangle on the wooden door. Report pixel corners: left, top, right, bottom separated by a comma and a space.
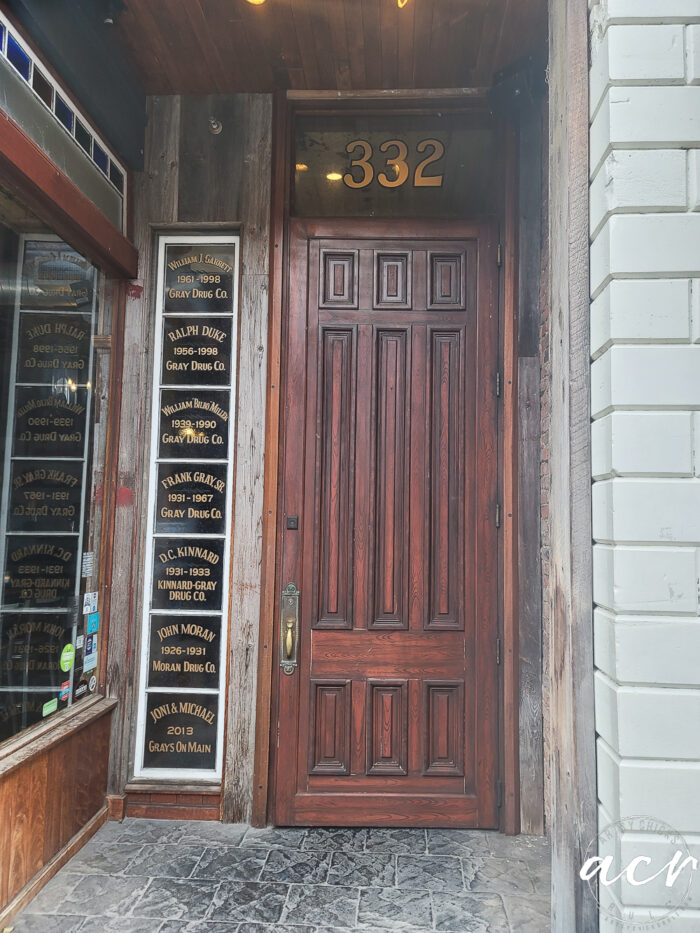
274, 219, 499, 827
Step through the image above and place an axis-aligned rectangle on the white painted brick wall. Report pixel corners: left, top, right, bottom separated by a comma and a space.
688, 25, 700, 83
591, 214, 700, 297
593, 478, 700, 542
590, 26, 686, 118
595, 673, 700, 758
591, 346, 700, 416
600, 1, 700, 25
595, 609, 700, 685
593, 544, 698, 613
590, 5, 700, 926
590, 280, 691, 359
590, 150, 687, 238
689, 150, 700, 208
590, 87, 700, 176
591, 412, 693, 477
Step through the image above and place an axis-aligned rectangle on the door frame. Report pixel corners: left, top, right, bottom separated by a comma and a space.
253, 90, 521, 834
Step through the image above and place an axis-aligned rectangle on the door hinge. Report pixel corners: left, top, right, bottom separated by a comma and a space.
495, 503, 501, 528
496, 371, 501, 397
496, 637, 502, 665
497, 243, 503, 267
496, 780, 504, 808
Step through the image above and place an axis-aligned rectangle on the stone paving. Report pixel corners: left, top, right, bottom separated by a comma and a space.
8, 820, 551, 933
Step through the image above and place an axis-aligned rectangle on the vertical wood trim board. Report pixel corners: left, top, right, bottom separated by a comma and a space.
252, 90, 288, 827
517, 101, 545, 836
501, 122, 520, 836
548, 0, 598, 929
221, 95, 272, 822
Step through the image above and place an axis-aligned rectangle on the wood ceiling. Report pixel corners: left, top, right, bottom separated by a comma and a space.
115, 0, 547, 95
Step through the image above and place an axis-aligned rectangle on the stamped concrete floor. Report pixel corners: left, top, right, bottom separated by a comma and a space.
8, 820, 551, 933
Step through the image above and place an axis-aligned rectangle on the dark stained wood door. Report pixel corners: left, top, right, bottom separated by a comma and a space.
274, 219, 500, 827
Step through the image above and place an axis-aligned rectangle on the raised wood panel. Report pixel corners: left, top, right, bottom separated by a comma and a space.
316, 329, 354, 628
374, 253, 411, 309
0, 706, 112, 913
367, 680, 408, 775
428, 253, 465, 310
424, 681, 464, 776
309, 681, 351, 775
372, 330, 409, 629
115, 0, 547, 94
320, 250, 358, 309
428, 331, 464, 630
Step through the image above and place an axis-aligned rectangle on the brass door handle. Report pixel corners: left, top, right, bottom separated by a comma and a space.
280, 583, 300, 675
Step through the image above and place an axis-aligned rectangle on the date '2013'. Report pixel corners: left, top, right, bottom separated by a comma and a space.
343, 138, 445, 189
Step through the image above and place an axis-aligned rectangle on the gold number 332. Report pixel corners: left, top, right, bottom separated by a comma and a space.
343, 138, 445, 189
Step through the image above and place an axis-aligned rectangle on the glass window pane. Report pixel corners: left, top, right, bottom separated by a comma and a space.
92, 141, 108, 174
109, 162, 124, 194
293, 111, 497, 219
32, 67, 53, 108
54, 94, 74, 133
75, 119, 92, 155
0, 186, 104, 743
7, 34, 31, 81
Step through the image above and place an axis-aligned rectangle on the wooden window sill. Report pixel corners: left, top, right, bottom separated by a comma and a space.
0, 696, 117, 779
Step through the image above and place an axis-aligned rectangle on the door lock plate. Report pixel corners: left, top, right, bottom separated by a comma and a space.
280, 582, 300, 675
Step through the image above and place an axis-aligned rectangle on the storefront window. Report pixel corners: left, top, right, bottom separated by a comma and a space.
0, 187, 106, 742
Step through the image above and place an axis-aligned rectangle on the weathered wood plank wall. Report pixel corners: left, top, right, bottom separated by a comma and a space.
517, 99, 545, 836
106, 94, 272, 822
548, 0, 598, 927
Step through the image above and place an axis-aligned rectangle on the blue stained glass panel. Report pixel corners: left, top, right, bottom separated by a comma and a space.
55, 94, 74, 132
7, 34, 31, 81
93, 141, 108, 174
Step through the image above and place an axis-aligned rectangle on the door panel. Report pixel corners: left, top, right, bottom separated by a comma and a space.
275, 220, 499, 827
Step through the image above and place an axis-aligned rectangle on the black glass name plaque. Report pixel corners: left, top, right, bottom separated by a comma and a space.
162, 318, 233, 387
155, 463, 227, 535
2, 535, 77, 609
158, 389, 229, 460
164, 245, 234, 316
17, 312, 92, 384
9, 461, 83, 533
143, 692, 218, 770
151, 537, 225, 611
148, 614, 221, 689
13, 386, 87, 459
